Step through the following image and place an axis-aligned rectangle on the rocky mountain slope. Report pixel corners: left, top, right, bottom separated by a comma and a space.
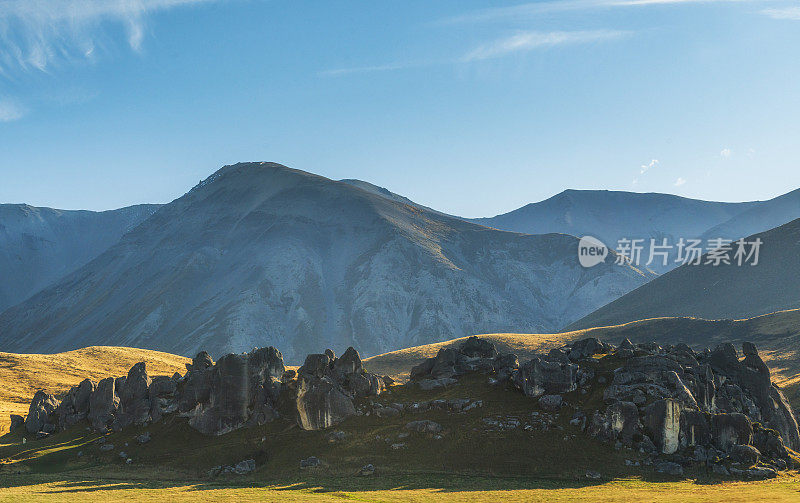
0, 162, 652, 363
0, 203, 160, 312
471, 189, 800, 273
568, 218, 800, 330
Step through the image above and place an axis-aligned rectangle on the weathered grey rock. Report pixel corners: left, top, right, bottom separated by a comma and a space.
513, 358, 577, 398
334, 347, 362, 376
188, 347, 285, 435
679, 410, 711, 448
589, 401, 639, 445
358, 463, 375, 476
665, 372, 698, 409
642, 399, 681, 454
568, 338, 611, 361
300, 354, 332, 379
25, 390, 59, 434
87, 378, 120, 431
190, 354, 251, 435
459, 336, 498, 359
295, 376, 356, 430
234, 459, 256, 474
10, 414, 25, 432
729, 444, 760, 466
115, 362, 152, 430
711, 463, 730, 476
188, 351, 214, 372
752, 423, 789, 461
712, 413, 752, 451
55, 379, 96, 430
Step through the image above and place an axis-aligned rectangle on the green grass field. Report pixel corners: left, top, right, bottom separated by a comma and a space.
2, 472, 800, 502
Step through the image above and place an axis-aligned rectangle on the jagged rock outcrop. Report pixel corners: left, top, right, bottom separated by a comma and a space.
410, 336, 518, 384
408, 336, 798, 477
18, 336, 799, 479
54, 378, 95, 429
294, 347, 384, 430
25, 391, 59, 434
19, 344, 386, 437
87, 377, 120, 430
187, 347, 285, 435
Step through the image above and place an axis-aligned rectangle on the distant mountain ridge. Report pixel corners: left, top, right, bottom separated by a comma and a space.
470, 189, 800, 273
0, 203, 161, 312
0, 162, 651, 362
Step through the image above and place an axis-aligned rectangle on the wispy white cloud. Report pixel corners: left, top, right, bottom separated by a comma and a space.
441, 0, 753, 24
323, 30, 628, 76
674, 176, 687, 186
320, 61, 436, 77
462, 30, 628, 61
640, 159, 659, 174
720, 148, 731, 158
0, 97, 25, 122
0, 0, 217, 74
761, 7, 800, 20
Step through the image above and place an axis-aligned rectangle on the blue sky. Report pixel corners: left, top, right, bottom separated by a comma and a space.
1, 0, 799, 217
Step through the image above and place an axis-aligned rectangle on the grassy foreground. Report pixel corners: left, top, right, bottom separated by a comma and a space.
2, 473, 800, 502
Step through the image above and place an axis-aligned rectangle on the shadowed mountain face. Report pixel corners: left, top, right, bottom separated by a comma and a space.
0, 203, 160, 312
471, 189, 800, 273
568, 218, 800, 331
0, 163, 651, 363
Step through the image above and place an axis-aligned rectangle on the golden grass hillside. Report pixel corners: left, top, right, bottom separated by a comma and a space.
0, 347, 189, 435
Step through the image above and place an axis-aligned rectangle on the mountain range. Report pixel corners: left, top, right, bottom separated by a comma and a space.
1, 162, 799, 363
471, 189, 800, 273
0, 163, 650, 362
0, 203, 160, 312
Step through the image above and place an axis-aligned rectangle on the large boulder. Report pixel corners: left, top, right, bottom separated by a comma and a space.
188, 347, 285, 435
568, 338, 611, 361
114, 362, 152, 430
295, 376, 356, 430
588, 401, 639, 445
10, 414, 25, 432
55, 379, 95, 429
25, 390, 59, 433
711, 412, 753, 451
642, 399, 681, 454
410, 338, 516, 382
88, 377, 119, 431
512, 358, 577, 398
679, 409, 711, 448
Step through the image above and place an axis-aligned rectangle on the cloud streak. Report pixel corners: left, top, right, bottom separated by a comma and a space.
0, 97, 25, 121
761, 7, 800, 20
0, 0, 216, 74
323, 30, 627, 76
462, 30, 628, 61
441, 0, 753, 24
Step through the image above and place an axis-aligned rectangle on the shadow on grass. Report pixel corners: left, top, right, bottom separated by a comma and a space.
0, 470, 741, 495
